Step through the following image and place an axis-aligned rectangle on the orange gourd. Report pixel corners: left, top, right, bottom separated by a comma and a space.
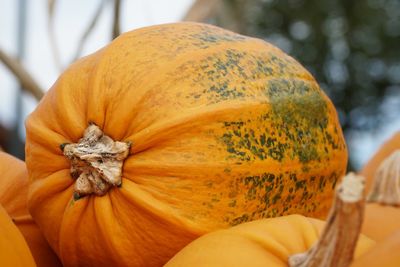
0, 204, 36, 267
26, 22, 347, 267
0, 152, 62, 267
360, 131, 400, 193
351, 230, 400, 267
166, 215, 373, 267
361, 149, 400, 241
363, 204, 400, 242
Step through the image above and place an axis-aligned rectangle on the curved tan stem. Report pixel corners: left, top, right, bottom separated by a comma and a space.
289, 173, 365, 267
61, 123, 131, 199
367, 150, 400, 206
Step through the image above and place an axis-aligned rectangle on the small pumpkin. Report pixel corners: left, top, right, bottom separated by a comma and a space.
166, 216, 373, 267
166, 173, 374, 267
360, 131, 400, 193
0, 152, 62, 267
351, 230, 400, 267
26, 22, 347, 266
0, 204, 36, 267
363, 204, 400, 241
361, 150, 400, 241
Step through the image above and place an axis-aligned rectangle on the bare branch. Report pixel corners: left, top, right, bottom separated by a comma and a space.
0, 49, 44, 100
47, 0, 63, 70
72, 0, 106, 62
112, 0, 121, 39
182, 0, 220, 22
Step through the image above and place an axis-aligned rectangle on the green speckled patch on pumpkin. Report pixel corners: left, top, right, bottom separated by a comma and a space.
189, 29, 247, 49
216, 78, 343, 165
267, 79, 329, 163
165, 47, 312, 106
224, 170, 340, 226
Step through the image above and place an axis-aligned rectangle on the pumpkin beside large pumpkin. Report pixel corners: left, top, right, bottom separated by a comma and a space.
358, 133, 400, 242
363, 203, 400, 242
26, 22, 347, 267
351, 229, 400, 267
360, 131, 400, 192
165, 215, 374, 267
0, 204, 36, 267
0, 152, 62, 267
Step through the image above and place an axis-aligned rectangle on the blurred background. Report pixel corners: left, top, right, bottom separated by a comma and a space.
0, 0, 399, 170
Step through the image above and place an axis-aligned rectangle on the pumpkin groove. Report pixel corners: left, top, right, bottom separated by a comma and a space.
26, 22, 347, 267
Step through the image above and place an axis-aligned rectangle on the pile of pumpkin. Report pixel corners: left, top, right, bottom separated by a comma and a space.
1, 23, 399, 267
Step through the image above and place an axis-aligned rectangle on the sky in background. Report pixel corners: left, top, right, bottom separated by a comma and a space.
0, 0, 399, 169
0, 0, 193, 127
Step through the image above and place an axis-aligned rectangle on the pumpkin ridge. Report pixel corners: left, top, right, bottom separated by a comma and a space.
117, 179, 210, 234
59, 195, 89, 266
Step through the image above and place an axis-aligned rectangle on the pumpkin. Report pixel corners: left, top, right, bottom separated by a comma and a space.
166, 173, 374, 267
363, 204, 400, 241
25, 22, 347, 267
351, 229, 400, 267
0, 152, 62, 267
361, 150, 400, 241
360, 131, 400, 193
0, 204, 36, 267
165, 216, 373, 267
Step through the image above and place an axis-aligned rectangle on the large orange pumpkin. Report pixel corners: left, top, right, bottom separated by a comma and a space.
26, 22, 347, 266
0, 204, 36, 267
0, 152, 62, 267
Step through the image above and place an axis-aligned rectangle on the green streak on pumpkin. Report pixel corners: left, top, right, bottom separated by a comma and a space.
266, 79, 329, 163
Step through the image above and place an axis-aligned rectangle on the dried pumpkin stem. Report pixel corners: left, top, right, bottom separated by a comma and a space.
61, 123, 130, 199
288, 172, 365, 267
367, 150, 400, 206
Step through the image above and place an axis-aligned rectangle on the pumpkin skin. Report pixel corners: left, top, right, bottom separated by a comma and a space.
0, 204, 36, 267
166, 214, 374, 267
351, 230, 400, 267
26, 22, 347, 267
0, 152, 62, 267
362, 204, 400, 242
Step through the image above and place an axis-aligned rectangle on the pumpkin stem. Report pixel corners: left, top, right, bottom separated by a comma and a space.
367, 150, 400, 206
62, 123, 131, 198
288, 172, 365, 267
